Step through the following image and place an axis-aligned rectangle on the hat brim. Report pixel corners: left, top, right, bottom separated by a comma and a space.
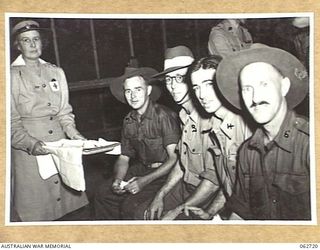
216, 47, 309, 110
110, 67, 162, 104
152, 64, 191, 78
12, 27, 50, 37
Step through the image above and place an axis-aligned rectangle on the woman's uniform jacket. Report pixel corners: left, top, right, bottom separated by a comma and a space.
11, 55, 88, 221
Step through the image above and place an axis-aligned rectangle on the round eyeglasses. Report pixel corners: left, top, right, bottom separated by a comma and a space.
165, 74, 186, 85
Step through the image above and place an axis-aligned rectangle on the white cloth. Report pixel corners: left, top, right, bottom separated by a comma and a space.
39, 139, 85, 191
36, 154, 59, 179
36, 138, 121, 191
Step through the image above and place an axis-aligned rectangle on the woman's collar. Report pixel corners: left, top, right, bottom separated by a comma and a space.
11, 54, 46, 66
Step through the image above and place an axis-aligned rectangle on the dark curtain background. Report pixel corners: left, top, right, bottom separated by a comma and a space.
9, 17, 309, 138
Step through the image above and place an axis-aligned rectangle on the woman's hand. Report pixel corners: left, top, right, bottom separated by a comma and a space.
31, 141, 49, 156
72, 134, 86, 140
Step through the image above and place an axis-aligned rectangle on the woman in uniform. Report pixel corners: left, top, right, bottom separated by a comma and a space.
10, 20, 88, 221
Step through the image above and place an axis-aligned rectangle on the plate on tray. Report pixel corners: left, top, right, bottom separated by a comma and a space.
82, 141, 121, 155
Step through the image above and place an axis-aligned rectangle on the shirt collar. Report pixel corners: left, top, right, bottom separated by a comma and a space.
208, 110, 238, 139
217, 110, 238, 139
130, 99, 154, 121
179, 100, 198, 125
249, 110, 295, 153
11, 54, 46, 66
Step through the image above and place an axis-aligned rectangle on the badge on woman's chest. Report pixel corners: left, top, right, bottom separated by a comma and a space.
49, 78, 60, 91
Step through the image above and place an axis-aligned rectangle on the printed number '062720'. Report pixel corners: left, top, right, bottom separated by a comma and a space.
300, 244, 319, 249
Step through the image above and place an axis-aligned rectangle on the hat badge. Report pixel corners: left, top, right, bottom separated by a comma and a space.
294, 68, 308, 81
25, 25, 31, 29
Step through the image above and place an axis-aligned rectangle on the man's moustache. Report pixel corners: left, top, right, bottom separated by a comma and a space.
250, 101, 269, 108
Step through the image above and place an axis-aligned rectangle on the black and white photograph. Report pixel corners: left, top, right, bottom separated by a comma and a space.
6, 13, 315, 225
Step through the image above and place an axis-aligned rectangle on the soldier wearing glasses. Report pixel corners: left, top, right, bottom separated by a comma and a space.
136, 46, 222, 220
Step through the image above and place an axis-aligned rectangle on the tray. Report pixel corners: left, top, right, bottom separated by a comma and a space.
82, 142, 121, 155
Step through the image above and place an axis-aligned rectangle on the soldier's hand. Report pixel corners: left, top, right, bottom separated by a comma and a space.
184, 206, 211, 220
124, 176, 148, 194
146, 195, 164, 220
161, 205, 183, 220
112, 178, 126, 195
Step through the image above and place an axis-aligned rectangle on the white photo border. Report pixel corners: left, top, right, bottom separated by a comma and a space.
5, 12, 316, 226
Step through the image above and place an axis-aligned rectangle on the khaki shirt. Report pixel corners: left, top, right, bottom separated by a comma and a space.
227, 111, 310, 220
121, 100, 180, 166
208, 19, 253, 57
209, 110, 252, 196
177, 101, 219, 187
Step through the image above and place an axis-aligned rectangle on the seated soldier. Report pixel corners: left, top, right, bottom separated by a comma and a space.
216, 46, 310, 220
184, 55, 252, 220
140, 46, 223, 220
94, 67, 180, 220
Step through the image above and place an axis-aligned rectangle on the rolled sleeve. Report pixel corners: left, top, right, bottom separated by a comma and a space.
120, 125, 136, 159
199, 168, 219, 185
120, 137, 135, 159
161, 111, 181, 147
163, 133, 181, 148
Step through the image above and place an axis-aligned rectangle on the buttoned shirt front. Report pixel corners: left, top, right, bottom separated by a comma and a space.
11, 55, 88, 221
209, 110, 252, 196
121, 100, 180, 166
11, 55, 81, 153
177, 101, 219, 187
227, 110, 310, 220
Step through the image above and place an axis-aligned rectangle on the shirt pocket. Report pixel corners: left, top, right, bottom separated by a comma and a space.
274, 173, 309, 194
273, 173, 311, 220
17, 92, 33, 115
187, 143, 204, 174
123, 121, 138, 139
